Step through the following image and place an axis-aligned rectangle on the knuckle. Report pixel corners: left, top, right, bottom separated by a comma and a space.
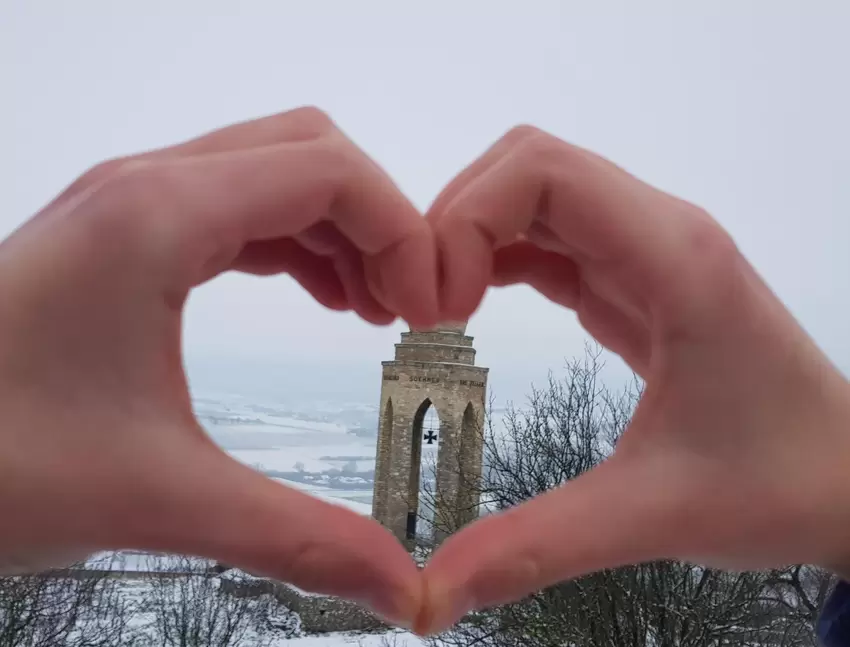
685, 206, 736, 257
513, 130, 568, 176
284, 138, 358, 215
286, 105, 337, 138
681, 206, 741, 278
311, 136, 360, 181
79, 158, 129, 186
86, 159, 181, 247
98, 159, 169, 207
63, 157, 134, 200
43, 161, 165, 280
505, 124, 545, 143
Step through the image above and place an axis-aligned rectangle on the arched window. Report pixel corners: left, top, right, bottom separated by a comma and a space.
407, 399, 440, 542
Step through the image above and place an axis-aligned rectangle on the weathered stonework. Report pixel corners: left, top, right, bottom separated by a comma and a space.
220, 578, 384, 633
372, 323, 488, 548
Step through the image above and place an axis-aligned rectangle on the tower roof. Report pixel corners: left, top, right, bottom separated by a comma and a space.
410, 322, 467, 335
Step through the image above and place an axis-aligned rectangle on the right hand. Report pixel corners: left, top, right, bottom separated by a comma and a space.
420, 126, 850, 634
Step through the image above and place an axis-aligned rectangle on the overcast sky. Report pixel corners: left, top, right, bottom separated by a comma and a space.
4, 2, 849, 403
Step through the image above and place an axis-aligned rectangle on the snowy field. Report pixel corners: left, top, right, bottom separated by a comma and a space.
274, 479, 373, 515
196, 392, 379, 478
193, 390, 444, 516
287, 633, 425, 647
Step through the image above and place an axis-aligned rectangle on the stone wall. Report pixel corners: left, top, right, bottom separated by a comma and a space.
220, 578, 384, 633
400, 330, 472, 346
394, 344, 476, 364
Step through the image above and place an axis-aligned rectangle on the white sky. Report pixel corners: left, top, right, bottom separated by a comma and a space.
4, 2, 849, 403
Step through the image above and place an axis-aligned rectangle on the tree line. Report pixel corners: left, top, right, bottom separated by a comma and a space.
0, 556, 298, 647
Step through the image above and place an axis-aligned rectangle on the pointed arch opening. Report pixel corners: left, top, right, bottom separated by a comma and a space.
407, 398, 441, 542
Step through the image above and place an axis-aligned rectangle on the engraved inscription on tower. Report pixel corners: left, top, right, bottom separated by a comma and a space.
371, 323, 488, 549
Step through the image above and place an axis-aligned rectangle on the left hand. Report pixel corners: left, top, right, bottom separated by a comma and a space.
0, 107, 436, 625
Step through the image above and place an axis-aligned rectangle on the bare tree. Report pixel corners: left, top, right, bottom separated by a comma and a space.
374, 629, 421, 647
418, 343, 619, 544
760, 566, 836, 647
0, 561, 141, 647
428, 344, 827, 647
142, 557, 275, 647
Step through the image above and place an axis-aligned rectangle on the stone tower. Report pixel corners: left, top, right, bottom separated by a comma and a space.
371, 323, 488, 548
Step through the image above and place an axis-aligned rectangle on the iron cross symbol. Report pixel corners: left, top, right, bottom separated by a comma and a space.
424, 430, 438, 445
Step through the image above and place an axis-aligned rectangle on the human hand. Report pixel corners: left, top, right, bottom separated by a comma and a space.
0, 107, 437, 624
419, 126, 850, 634
5, 112, 850, 635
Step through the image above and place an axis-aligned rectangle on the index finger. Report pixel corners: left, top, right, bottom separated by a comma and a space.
84, 134, 439, 327
430, 127, 730, 324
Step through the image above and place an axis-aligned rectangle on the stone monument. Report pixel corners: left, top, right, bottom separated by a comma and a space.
371, 323, 488, 548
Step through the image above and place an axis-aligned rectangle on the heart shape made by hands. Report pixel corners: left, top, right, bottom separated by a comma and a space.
2, 108, 849, 637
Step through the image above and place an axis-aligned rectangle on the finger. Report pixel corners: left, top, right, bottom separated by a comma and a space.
123, 442, 422, 627
150, 106, 336, 157
491, 242, 581, 308
91, 137, 438, 327
492, 243, 650, 372
425, 126, 537, 227
57, 108, 430, 325
56, 107, 336, 204
232, 239, 350, 313
418, 457, 679, 635
331, 245, 397, 325
234, 235, 396, 325
296, 222, 397, 323
193, 185, 395, 323
432, 127, 732, 326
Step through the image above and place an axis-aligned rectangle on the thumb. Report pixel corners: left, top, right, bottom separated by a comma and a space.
125, 441, 422, 627
418, 457, 681, 635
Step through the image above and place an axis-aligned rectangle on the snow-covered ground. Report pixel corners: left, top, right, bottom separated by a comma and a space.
287, 633, 425, 647
231, 445, 375, 475
86, 551, 213, 572
273, 479, 373, 515
67, 563, 426, 646
192, 389, 438, 518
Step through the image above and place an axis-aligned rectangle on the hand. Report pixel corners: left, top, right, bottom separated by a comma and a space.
419, 126, 850, 634
0, 107, 437, 624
